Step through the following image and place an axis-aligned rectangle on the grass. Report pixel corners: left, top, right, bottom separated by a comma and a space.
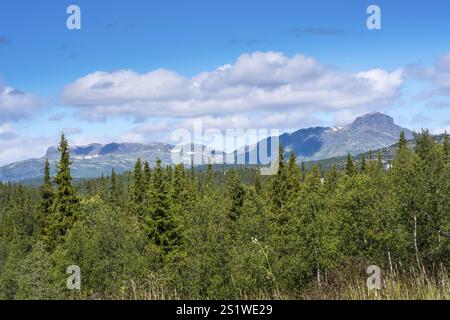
302, 264, 450, 300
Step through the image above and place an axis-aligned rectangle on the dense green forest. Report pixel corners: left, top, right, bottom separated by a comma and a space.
0, 131, 449, 299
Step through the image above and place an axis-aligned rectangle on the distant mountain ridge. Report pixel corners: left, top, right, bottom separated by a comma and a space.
241, 112, 413, 162
0, 142, 174, 182
0, 112, 415, 182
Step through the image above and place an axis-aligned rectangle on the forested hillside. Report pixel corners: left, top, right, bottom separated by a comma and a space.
0, 131, 449, 299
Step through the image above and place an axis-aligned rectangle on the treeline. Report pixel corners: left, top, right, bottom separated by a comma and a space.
0, 131, 449, 299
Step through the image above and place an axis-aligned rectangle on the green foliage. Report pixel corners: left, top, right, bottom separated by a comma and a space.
0, 131, 448, 300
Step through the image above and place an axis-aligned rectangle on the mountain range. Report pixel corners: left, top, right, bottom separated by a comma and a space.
0, 112, 414, 182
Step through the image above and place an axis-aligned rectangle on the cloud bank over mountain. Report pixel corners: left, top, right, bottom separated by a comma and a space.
61, 51, 404, 124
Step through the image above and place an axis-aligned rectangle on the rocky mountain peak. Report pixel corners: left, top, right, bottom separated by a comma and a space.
349, 112, 395, 130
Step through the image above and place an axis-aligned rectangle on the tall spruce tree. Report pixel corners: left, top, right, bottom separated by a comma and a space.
44, 133, 79, 249
143, 161, 152, 190
399, 131, 408, 150
443, 132, 449, 163
129, 158, 146, 218
345, 153, 357, 176
109, 168, 121, 208
38, 159, 53, 236
205, 161, 214, 191
269, 145, 288, 212
286, 152, 302, 195
97, 174, 106, 199
226, 170, 245, 221
148, 159, 180, 254
360, 154, 367, 173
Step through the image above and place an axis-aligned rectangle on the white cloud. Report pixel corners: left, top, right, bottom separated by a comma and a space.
119, 110, 321, 147
0, 123, 50, 165
430, 125, 450, 135
410, 52, 450, 100
61, 51, 404, 122
434, 52, 450, 92
0, 82, 44, 123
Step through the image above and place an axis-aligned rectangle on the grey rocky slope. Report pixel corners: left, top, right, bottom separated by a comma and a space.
241, 112, 413, 162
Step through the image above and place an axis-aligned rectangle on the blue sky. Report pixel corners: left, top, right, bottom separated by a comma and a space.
0, 0, 450, 164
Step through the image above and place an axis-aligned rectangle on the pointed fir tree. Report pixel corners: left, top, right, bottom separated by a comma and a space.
286, 152, 302, 195
205, 161, 214, 191
38, 159, 53, 236
301, 161, 306, 182
171, 163, 190, 207
188, 161, 200, 202
254, 169, 262, 194
324, 164, 339, 193
226, 169, 245, 221
109, 168, 121, 208
44, 133, 79, 249
143, 161, 152, 190
97, 174, 106, 199
360, 154, 367, 173
128, 158, 146, 219
443, 132, 449, 163
148, 159, 180, 254
399, 131, 408, 150
345, 153, 357, 176
269, 145, 290, 227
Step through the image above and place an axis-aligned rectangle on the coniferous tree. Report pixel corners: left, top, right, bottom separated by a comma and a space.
44, 133, 79, 249
226, 170, 245, 221
286, 152, 302, 196
301, 161, 306, 182
109, 168, 121, 208
38, 159, 53, 236
345, 153, 357, 176
97, 174, 106, 199
399, 131, 408, 150
205, 161, 214, 191
324, 164, 339, 192
360, 154, 367, 173
269, 145, 288, 213
171, 164, 190, 209
443, 132, 449, 163
143, 161, 152, 190
148, 159, 180, 254
129, 158, 146, 218
254, 169, 262, 194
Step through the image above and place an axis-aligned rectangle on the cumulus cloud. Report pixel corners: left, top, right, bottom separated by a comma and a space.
0, 83, 44, 123
61, 51, 404, 122
0, 123, 50, 165
409, 52, 450, 100
119, 109, 322, 146
430, 125, 450, 135
434, 53, 450, 92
